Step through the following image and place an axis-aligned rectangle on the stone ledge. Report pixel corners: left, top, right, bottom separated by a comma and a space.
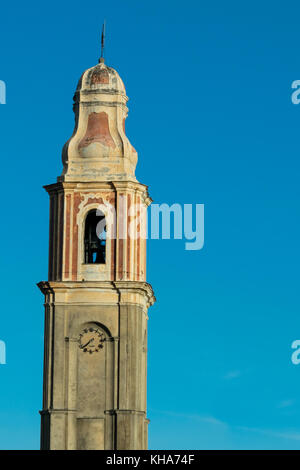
37, 280, 156, 308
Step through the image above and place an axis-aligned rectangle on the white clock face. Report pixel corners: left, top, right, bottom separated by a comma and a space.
78, 327, 105, 354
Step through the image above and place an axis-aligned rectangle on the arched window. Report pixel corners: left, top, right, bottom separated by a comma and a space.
84, 210, 106, 264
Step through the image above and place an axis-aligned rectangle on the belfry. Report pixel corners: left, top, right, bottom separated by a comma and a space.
38, 42, 155, 450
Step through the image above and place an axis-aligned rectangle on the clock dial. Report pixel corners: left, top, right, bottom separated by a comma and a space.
78, 327, 105, 354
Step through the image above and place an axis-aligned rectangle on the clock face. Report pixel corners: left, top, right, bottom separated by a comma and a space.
78, 327, 105, 354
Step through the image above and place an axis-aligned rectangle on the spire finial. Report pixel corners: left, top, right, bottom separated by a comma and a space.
99, 20, 106, 63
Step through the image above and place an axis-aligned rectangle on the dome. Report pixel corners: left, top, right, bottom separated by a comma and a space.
76, 60, 126, 96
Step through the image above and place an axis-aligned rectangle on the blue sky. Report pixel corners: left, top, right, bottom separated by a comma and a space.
1, 0, 300, 450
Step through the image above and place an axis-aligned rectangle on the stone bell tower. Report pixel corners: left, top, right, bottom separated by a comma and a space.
38, 50, 155, 450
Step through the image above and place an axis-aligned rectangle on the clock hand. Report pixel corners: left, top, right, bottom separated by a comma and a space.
81, 338, 95, 349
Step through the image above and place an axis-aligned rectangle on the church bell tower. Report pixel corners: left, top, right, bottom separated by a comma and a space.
38, 48, 155, 450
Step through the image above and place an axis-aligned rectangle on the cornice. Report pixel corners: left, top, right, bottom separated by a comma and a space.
37, 280, 156, 307
43, 180, 153, 205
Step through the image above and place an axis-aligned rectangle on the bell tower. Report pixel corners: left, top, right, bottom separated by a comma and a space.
38, 50, 155, 450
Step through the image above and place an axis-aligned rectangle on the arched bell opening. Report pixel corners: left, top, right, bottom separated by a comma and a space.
84, 209, 106, 264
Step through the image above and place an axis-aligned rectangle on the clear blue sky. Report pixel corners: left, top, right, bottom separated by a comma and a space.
1, 0, 300, 450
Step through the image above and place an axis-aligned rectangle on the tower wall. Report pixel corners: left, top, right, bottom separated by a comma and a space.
46, 181, 149, 283
39, 282, 153, 450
